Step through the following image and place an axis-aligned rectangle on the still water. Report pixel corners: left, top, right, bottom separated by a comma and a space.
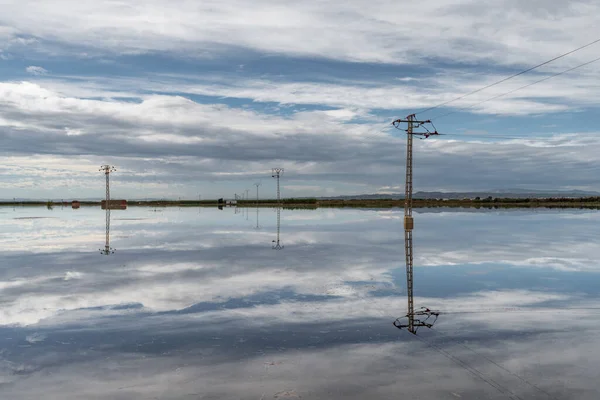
1, 206, 599, 399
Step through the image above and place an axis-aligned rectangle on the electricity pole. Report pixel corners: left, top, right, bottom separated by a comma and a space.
99, 165, 116, 206
254, 182, 261, 204
392, 115, 440, 334
272, 168, 284, 204
253, 182, 262, 229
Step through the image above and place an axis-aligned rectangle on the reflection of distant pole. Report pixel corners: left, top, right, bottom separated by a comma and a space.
106, 208, 111, 251
254, 207, 261, 229
99, 164, 116, 255
100, 207, 115, 255
272, 206, 283, 250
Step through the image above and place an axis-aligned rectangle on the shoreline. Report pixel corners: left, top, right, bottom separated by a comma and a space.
3, 198, 600, 209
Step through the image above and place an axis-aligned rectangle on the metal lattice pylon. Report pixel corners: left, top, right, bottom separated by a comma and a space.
272, 168, 284, 204
391, 115, 441, 334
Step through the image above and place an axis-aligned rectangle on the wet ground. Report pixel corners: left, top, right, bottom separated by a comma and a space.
1, 206, 599, 399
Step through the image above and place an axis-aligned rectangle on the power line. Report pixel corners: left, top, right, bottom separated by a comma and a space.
443, 133, 564, 140
447, 134, 537, 140
428, 329, 560, 400
415, 37, 600, 116
410, 333, 525, 400
431, 54, 600, 121
440, 307, 600, 314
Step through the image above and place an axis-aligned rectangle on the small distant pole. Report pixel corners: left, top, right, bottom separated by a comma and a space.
272, 168, 284, 204
99, 165, 117, 206
254, 182, 261, 204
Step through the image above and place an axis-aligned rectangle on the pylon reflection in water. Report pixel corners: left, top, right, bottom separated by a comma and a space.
99, 207, 115, 255
272, 206, 283, 250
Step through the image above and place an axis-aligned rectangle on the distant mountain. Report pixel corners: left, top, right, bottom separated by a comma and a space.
318, 189, 600, 200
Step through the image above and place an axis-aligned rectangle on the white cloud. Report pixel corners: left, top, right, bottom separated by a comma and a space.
1, 0, 599, 67
2, 79, 600, 198
25, 66, 48, 75
39, 71, 600, 117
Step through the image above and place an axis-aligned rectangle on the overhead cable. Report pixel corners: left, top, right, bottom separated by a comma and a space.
414, 37, 600, 115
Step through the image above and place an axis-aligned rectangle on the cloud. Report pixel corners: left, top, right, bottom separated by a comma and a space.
2, 81, 600, 199
38, 71, 600, 116
1, 2, 600, 197
25, 66, 48, 75
284, 185, 322, 192
1, 0, 599, 67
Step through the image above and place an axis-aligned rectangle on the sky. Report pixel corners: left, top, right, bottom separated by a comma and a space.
1, 0, 600, 199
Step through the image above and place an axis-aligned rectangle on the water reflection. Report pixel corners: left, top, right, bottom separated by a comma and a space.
99, 206, 115, 255
254, 206, 261, 230
1, 207, 600, 399
393, 213, 439, 334
272, 206, 283, 250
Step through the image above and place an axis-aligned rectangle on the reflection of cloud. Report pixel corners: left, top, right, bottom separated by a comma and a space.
4, 311, 600, 399
1, 208, 600, 398
63, 271, 82, 280
25, 332, 46, 343
1, 208, 600, 328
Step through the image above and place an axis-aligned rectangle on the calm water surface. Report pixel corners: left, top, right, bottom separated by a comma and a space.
1, 206, 599, 399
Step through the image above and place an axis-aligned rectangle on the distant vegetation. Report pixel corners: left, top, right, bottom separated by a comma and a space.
3, 197, 600, 209
319, 197, 600, 209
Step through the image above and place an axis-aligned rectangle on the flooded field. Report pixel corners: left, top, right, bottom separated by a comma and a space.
1, 206, 599, 399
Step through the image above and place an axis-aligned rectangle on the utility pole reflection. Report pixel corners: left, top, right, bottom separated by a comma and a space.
272, 206, 283, 250
99, 207, 115, 255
